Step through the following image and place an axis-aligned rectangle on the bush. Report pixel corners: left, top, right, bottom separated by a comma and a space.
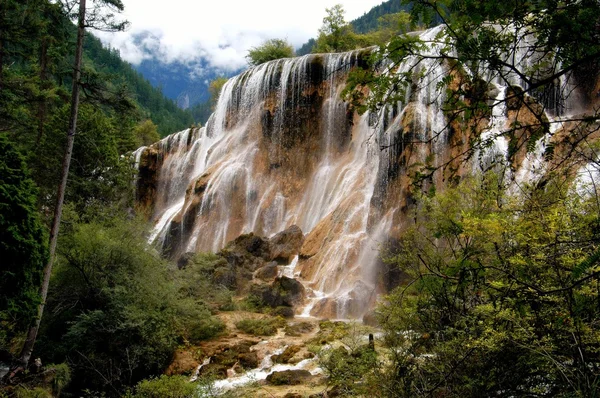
48, 363, 71, 395
235, 317, 286, 336
130, 375, 196, 398
37, 218, 223, 394
377, 173, 600, 397
246, 39, 295, 66
185, 317, 226, 343
13, 388, 52, 398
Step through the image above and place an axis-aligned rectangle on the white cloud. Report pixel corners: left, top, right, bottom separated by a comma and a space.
95, 0, 383, 72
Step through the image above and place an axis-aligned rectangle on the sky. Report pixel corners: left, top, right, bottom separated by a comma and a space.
96, 0, 384, 73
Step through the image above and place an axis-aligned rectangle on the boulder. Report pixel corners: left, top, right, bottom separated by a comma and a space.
271, 306, 295, 318
269, 225, 304, 263
249, 276, 305, 308
211, 341, 257, 368
273, 276, 305, 306
284, 321, 315, 336
238, 351, 259, 369
272, 345, 301, 364
199, 363, 228, 379
266, 369, 312, 385
254, 262, 279, 281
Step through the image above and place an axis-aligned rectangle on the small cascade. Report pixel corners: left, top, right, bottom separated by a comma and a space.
208, 344, 322, 393
189, 357, 211, 383
475, 86, 510, 174
135, 25, 584, 319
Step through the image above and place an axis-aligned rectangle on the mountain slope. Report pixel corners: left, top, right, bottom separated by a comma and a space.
297, 0, 410, 55
84, 34, 194, 136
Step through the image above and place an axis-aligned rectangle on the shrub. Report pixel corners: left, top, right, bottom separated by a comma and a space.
131, 375, 196, 398
235, 317, 286, 336
246, 39, 295, 66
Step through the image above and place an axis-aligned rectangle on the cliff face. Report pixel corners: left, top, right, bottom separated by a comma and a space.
135, 28, 598, 319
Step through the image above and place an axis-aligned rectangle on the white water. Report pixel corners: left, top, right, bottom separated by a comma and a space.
210, 358, 321, 393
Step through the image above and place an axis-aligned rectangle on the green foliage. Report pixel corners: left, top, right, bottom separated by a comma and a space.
0, 135, 47, 349
351, 0, 412, 34
129, 375, 197, 398
32, 103, 133, 217
37, 217, 223, 395
235, 317, 286, 336
189, 100, 212, 126
48, 363, 71, 395
132, 119, 161, 147
176, 252, 234, 313
310, 321, 351, 344
377, 172, 600, 396
314, 4, 358, 53
298, 0, 414, 54
246, 38, 295, 66
13, 387, 52, 398
319, 345, 378, 396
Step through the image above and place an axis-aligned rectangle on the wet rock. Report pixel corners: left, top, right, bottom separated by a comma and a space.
254, 262, 279, 281
238, 352, 259, 369
249, 283, 281, 307
199, 363, 228, 379
362, 312, 379, 327
220, 233, 270, 268
213, 266, 237, 289
266, 369, 312, 385
165, 349, 199, 376
271, 306, 295, 318
249, 276, 305, 308
272, 345, 301, 364
211, 340, 257, 369
273, 276, 305, 306
136, 146, 161, 211
269, 225, 304, 264
506, 85, 525, 110
284, 321, 315, 336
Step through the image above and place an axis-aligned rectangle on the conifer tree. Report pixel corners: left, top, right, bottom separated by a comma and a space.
17, 0, 128, 369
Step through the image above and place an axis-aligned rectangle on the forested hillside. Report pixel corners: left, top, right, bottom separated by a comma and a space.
297, 0, 411, 55
83, 35, 194, 136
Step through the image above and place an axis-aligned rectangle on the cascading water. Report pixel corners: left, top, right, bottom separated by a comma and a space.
136, 25, 584, 319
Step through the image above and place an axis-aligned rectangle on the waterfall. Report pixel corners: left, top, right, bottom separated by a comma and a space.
135, 26, 583, 319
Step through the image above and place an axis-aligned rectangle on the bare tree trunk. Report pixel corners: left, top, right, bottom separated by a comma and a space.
18, 0, 87, 368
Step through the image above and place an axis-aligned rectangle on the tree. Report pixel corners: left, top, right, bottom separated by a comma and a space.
17, 0, 128, 369
34, 217, 224, 395
133, 119, 161, 147
246, 38, 295, 66
0, 135, 47, 350
376, 172, 600, 396
314, 4, 356, 53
